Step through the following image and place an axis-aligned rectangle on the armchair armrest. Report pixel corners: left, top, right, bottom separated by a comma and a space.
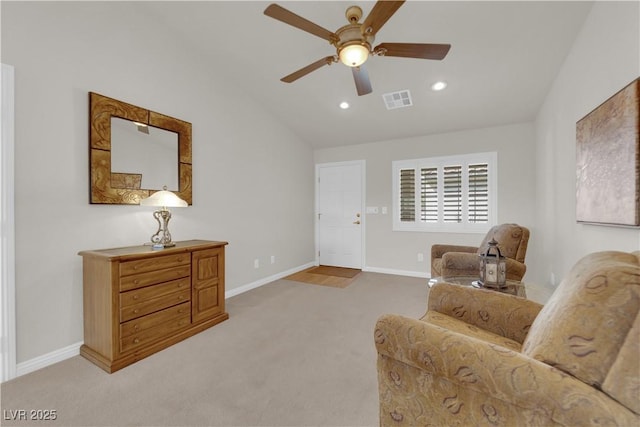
440, 252, 527, 281
504, 257, 527, 280
375, 314, 636, 427
427, 282, 542, 343
431, 244, 478, 260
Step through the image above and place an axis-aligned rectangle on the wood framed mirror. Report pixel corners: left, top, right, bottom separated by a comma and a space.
89, 92, 192, 205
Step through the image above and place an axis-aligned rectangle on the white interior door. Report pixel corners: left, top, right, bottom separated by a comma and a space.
317, 161, 364, 269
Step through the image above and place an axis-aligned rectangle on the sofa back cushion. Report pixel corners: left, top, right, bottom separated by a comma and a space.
522, 251, 640, 413
476, 224, 529, 262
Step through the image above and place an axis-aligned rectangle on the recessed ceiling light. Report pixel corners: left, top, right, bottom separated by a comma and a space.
431, 81, 447, 91
339, 101, 350, 109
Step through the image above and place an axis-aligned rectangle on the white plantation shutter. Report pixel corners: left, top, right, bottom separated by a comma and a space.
393, 153, 496, 232
399, 168, 416, 222
443, 165, 462, 223
420, 167, 438, 222
468, 163, 489, 223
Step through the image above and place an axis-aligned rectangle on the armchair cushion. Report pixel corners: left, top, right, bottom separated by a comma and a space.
522, 251, 640, 413
477, 224, 530, 262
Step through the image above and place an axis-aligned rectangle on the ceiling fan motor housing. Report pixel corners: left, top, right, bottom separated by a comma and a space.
334, 23, 375, 66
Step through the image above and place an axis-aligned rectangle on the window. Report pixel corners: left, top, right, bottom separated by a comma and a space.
392, 152, 497, 232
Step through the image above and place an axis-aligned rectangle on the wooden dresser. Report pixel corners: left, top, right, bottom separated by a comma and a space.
78, 240, 229, 373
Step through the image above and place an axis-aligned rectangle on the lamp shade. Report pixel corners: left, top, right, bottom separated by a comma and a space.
140, 189, 188, 208
339, 44, 369, 67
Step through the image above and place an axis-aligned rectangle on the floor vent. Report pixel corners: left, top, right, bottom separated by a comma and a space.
382, 90, 413, 110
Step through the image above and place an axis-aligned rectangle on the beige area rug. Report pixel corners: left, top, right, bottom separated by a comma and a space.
284, 265, 362, 288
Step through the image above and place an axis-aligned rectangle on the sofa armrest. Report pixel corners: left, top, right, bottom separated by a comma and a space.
427, 282, 542, 343
374, 314, 637, 427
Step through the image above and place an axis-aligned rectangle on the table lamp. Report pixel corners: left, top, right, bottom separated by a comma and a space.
139, 186, 188, 248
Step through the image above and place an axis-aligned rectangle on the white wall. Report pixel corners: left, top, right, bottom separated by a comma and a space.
533, 0, 640, 284
314, 122, 537, 278
2, 2, 315, 363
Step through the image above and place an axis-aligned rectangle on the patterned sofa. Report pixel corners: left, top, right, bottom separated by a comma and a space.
375, 251, 640, 426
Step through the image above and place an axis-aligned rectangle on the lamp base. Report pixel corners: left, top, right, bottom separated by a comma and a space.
149, 209, 175, 247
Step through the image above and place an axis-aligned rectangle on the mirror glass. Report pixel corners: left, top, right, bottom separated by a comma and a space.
110, 117, 179, 191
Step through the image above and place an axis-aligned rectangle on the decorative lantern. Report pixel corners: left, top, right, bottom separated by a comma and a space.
479, 238, 506, 288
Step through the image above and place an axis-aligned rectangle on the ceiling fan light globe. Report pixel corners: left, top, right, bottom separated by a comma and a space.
339, 44, 369, 67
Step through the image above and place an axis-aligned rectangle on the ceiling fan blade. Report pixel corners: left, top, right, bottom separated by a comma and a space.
362, 1, 405, 36
264, 4, 336, 42
352, 65, 372, 96
281, 56, 335, 83
375, 43, 451, 60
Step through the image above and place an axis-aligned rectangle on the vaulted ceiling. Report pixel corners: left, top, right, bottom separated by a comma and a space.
141, 1, 593, 148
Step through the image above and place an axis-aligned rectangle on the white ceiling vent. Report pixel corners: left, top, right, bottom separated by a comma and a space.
382, 90, 413, 110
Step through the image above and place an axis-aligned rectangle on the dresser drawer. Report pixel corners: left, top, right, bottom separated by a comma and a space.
120, 289, 191, 322
119, 265, 191, 292
120, 277, 190, 308
120, 253, 190, 276
120, 311, 191, 353
120, 302, 190, 338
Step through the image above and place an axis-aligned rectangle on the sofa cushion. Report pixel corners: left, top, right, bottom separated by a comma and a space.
522, 251, 640, 393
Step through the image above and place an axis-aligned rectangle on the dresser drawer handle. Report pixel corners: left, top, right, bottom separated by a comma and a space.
133, 295, 139, 300
133, 338, 140, 344
133, 279, 139, 284
134, 325, 140, 331
133, 309, 139, 314
178, 295, 184, 300
178, 309, 185, 314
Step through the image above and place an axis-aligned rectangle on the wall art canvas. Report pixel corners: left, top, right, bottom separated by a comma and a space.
576, 78, 640, 227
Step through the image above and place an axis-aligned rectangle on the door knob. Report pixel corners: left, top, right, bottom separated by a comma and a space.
353, 220, 361, 225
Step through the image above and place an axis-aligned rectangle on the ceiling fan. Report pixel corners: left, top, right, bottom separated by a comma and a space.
263, 1, 451, 96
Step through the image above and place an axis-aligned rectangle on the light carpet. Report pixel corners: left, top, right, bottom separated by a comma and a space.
1, 272, 428, 427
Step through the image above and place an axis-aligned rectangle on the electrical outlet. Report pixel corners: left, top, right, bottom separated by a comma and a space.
417, 253, 424, 262
271, 255, 275, 264
254, 259, 260, 269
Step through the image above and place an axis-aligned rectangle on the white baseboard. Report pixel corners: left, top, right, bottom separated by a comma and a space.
363, 266, 429, 278
16, 341, 83, 378
11, 262, 317, 380
225, 261, 316, 298
13, 262, 425, 379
